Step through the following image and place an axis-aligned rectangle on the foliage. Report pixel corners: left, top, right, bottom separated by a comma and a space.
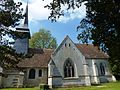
0, 0, 23, 27
45, 0, 120, 78
44, 0, 83, 22
39, 84, 49, 90
0, 45, 23, 69
78, 0, 120, 78
29, 28, 57, 49
0, 0, 23, 69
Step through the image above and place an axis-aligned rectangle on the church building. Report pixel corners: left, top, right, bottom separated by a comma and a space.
0, 4, 116, 88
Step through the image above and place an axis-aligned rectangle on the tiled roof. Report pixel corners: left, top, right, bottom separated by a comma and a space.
18, 48, 53, 68
18, 44, 109, 68
75, 44, 109, 59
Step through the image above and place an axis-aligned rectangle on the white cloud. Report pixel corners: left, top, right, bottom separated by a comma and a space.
58, 3, 86, 23
14, 0, 86, 23
28, 0, 52, 23
14, 0, 51, 23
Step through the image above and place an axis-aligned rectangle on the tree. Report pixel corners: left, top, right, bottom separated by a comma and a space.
0, 0, 23, 69
29, 28, 57, 49
45, 0, 120, 79
77, 0, 120, 79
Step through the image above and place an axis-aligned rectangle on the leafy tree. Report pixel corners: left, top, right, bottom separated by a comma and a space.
29, 28, 57, 49
78, 0, 120, 79
45, 0, 120, 79
0, 0, 23, 69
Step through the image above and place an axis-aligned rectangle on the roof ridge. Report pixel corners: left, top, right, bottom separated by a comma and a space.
75, 43, 93, 45
29, 48, 53, 50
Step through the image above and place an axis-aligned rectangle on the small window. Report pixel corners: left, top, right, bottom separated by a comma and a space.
65, 43, 67, 47
69, 43, 71, 47
39, 69, 42, 77
29, 69, 35, 79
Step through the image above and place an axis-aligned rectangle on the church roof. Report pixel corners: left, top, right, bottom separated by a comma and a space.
75, 44, 109, 59
18, 48, 53, 68
18, 44, 109, 68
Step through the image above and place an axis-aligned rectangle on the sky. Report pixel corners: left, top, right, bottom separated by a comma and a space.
14, 0, 86, 45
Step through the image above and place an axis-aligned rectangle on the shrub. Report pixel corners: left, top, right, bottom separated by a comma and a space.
39, 84, 49, 90
23, 84, 35, 88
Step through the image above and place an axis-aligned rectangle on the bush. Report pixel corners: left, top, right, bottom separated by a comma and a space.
23, 84, 35, 88
39, 84, 49, 90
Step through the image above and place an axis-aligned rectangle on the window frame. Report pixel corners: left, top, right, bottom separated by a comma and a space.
64, 58, 75, 78
100, 63, 105, 76
28, 68, 36, 79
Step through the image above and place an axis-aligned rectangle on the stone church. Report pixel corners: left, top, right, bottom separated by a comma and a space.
0, 4, 116, 88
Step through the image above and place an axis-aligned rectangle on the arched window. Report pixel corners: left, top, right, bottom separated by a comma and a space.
29, 69, 35, 79
64, 59, 74, 77
100, 63, 105, 75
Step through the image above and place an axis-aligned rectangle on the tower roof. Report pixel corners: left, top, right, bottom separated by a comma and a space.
16, 2, 29, 30
15, 2, 30, 38
24, 1, 28, 26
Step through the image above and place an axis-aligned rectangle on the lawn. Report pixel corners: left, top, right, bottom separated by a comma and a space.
1, 81, 120, 90
0, 87, 40, 90
54, 81, 120, 90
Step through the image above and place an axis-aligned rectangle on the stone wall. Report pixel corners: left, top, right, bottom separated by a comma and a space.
24, 68, 48, 87
52, 37, 86, 78
2, 70, 24, 87
48, 37, 91, 87
86, 59, 115, 84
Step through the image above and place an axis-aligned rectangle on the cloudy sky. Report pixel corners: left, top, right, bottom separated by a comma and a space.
15, 0, 86, 44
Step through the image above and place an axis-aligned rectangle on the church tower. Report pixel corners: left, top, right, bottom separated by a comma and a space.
13, 3, 30, 54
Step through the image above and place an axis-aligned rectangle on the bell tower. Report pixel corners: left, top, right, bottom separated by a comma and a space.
13, 2, 30, 54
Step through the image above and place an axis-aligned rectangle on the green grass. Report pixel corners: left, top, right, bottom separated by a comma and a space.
0, 87, 40, 90
1, 81, 120, 90
54, 81, 120, 90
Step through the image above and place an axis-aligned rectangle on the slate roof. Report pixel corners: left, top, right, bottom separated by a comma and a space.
75, 44, 109, 59
18, 48, 53, 68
